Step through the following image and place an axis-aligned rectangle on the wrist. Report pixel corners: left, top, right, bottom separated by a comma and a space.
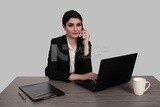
69, 73, 83, 81
83, 41, 89, 46
84, 44, 89, 56
84, 43, 89, 47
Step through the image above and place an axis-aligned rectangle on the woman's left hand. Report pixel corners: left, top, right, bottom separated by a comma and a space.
81, 28, 90, 46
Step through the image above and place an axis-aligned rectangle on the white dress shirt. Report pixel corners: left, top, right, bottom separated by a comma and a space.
67, 38, 77, 73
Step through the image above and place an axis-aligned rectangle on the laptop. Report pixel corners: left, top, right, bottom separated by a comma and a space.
19, 82, 65, 101
74, 53, 138, 92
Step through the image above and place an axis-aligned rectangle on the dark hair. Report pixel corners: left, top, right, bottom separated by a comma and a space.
62, 10, 83, 26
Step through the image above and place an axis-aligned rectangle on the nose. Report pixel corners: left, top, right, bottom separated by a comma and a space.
73, 26, 78, 32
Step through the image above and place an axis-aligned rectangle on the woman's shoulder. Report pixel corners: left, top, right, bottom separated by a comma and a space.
51, 35, 66, 44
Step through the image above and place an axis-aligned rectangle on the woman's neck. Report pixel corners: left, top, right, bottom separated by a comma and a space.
66, 35, 77, 48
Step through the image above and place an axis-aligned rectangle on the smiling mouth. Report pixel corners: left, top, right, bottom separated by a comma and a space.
72, 33, 79, 35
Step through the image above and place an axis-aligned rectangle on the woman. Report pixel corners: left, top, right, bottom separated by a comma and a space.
45, 10, 97, 82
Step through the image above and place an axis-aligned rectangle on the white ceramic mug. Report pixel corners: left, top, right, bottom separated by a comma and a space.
133, 77, 151, 95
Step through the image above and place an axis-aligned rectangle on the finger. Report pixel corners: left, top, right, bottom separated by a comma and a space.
82, 28, 86, 31
91, 77, 97, 81
83, 36, 86, 39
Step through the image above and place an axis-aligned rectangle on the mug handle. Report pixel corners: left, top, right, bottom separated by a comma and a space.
144, 81, 151, 92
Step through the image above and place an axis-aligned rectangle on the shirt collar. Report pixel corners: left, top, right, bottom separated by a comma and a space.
66, 36, 77, 51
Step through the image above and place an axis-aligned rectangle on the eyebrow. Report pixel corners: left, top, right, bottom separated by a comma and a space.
67, 22, 82, 25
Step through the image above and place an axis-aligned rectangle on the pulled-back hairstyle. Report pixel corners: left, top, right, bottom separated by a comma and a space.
62, 10, 83, 26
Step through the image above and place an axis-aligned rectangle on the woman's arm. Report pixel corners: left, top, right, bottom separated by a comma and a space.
69, 72, 97, 81
82, 28, 90, 56
75, 29, 92, 74
45, 38, 71, 82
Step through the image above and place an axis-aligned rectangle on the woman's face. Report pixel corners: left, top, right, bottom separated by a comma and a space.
63, 18, 83, 39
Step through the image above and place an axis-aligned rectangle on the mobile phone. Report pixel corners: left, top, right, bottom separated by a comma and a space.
78, 28, 86, 40
79, 33, 84, 40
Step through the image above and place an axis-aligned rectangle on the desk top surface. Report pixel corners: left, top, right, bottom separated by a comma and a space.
0, 76, 160, 107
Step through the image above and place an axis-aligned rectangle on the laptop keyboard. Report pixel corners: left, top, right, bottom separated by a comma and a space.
75, 80, 97, 91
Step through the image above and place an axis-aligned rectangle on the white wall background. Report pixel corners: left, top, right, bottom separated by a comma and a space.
0, 0, 159, 93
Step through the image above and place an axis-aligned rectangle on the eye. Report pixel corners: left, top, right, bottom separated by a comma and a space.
67, 23, 74, 27
77, 23, 82, 27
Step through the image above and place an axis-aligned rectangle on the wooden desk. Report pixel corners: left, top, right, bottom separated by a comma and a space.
0, 76, 160, 107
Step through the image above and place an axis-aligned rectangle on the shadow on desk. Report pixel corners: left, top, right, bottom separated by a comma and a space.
118, 82, 133, 93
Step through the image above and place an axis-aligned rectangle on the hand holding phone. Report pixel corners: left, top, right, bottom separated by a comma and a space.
79, 28, 90, 55
79, 33, 86, 40
79, 28, 87, 40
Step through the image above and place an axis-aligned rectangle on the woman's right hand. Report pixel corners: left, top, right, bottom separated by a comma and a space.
81, 72, 97, 81
69, 72, 97, 81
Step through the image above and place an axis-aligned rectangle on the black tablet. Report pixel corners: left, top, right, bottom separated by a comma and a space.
19, 82, 65, 101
